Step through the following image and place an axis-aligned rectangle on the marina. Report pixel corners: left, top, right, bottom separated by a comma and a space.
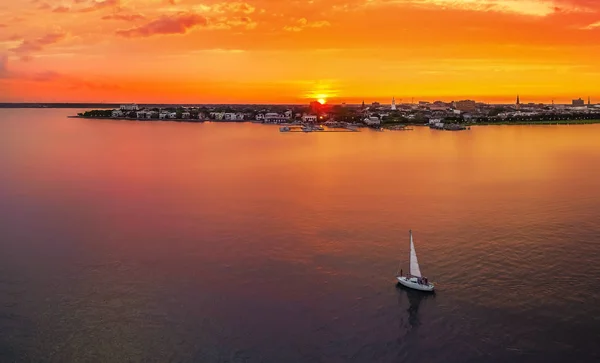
279, 125, 360, 133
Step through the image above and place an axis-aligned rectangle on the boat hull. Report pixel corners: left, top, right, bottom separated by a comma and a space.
396, 276, 434, 292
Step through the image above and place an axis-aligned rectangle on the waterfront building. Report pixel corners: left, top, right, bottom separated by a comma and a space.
454, 100, 477, 112
182, 112, 191, 119
264, 112, 288, 123
391, 97, 397, 111
364, 116, 381, 126
573, 98, 585, 107
120, 104, 139, 111
430, 101, 448, 111
302, 115, 318, 123
111, 110, 124, 118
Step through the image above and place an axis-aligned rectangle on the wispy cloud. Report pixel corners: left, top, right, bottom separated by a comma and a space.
581, 20, 600, 29
353, 0, 593, 17
9, 31, 68, 60
102, 13, 146, 21
79, 0, 120, 13
284, 18, 331, 32
0, 54, 9, 79
193, 2, 256, 15
52, 6, 70, 13
116, 12, 208, 37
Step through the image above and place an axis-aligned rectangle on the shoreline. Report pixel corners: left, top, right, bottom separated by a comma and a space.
69, 116, 600, 127
467, 120, 600, 126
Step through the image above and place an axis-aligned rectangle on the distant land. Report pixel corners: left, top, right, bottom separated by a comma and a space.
0, 103, 303, 109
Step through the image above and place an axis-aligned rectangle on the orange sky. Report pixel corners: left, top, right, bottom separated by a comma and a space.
1, 0, 599, 104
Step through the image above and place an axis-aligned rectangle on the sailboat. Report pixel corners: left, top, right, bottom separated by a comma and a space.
396, 230, 435, 292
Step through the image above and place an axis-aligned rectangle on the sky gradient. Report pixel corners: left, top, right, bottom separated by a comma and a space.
1, 0, 599, 104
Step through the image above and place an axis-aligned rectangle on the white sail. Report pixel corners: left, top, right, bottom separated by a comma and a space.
409, 232, 422, 278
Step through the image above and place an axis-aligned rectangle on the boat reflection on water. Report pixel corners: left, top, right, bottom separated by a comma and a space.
396, 283, 435, 329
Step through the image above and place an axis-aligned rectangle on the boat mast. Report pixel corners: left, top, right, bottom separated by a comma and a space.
408, 229, 412, 277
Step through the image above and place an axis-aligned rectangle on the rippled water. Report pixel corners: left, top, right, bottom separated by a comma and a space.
1, 109, 599, 362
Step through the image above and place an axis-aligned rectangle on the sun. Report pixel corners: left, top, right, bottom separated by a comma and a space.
318, 98, 326, 105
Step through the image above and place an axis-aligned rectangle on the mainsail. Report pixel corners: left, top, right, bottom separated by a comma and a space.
409, 231, 422, 278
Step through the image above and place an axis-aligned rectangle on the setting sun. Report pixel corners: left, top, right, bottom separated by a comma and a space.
318, 98, 326, 105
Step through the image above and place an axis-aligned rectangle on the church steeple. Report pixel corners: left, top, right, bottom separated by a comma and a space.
391, 96, 397, 111
516, 95, 520, 105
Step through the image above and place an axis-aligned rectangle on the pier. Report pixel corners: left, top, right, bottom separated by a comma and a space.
280, 125, 359, 133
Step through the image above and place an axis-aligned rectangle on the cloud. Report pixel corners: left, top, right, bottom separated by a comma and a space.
350, 0, 593, 17
284, 18, 331, 32
102, 13, 146, 21
193, 2, 256, 15
116, 12, 208, 37
79, 0, 120, 13
209, 16, 258, 30
9, 31, 68, 58
52, 6, 70, 13
581, 21, 600, 29
0, 55, 9, 79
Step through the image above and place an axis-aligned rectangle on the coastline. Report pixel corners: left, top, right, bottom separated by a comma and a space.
69, 115, 600, 127
467, 120, 600, 126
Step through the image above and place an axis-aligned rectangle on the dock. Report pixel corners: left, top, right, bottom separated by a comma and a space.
280, 125, 359, 133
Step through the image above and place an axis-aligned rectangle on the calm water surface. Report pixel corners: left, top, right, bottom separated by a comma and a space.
1, 109, 600, 362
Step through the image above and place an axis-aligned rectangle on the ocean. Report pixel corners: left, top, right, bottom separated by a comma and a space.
1, 109, 599, 362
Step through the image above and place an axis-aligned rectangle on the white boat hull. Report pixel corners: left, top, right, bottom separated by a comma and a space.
396, 276, 434, 292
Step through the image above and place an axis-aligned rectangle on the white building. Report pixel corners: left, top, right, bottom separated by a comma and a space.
255, 113, 265, 121
364, 117, 381, 126
111, 110, 124, 118
168, 112, 177, 119
159, 112, 168, 119
284, 110, 293, 118
210, 112, 225, 120
391, 97, 397, 111
120, 104, 139, 111
264, 113, 288, 123
302, 115, 318, 123
182, 112, 191, 119
429, 118, 442, 125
